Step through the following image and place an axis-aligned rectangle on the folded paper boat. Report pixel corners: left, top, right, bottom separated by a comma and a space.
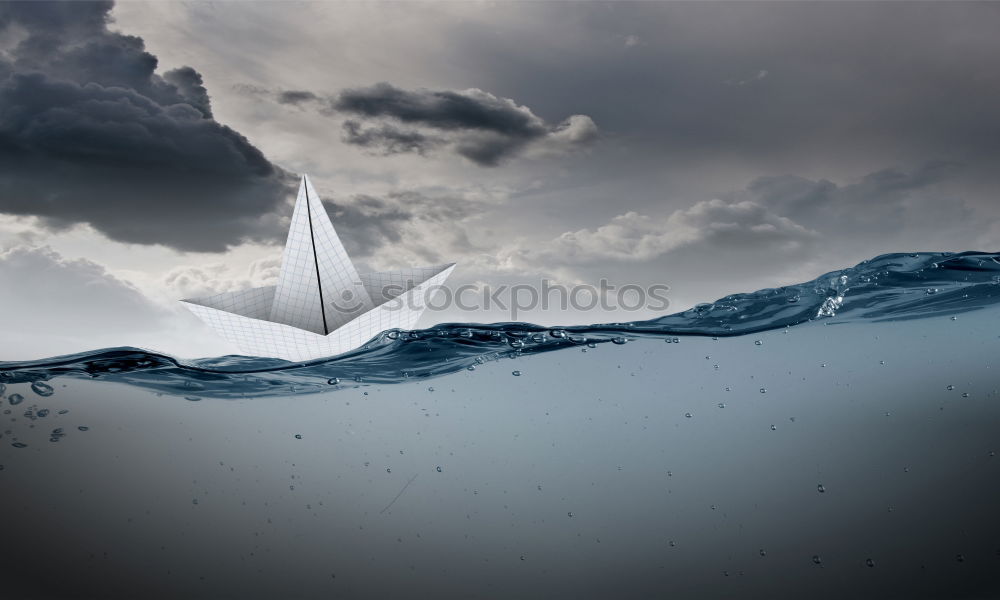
181, 175, 455, 362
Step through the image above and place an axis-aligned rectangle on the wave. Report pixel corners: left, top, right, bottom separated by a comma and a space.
1, 251, 997, 399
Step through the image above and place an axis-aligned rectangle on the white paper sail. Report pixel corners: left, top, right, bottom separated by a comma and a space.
181, 175, 455, 362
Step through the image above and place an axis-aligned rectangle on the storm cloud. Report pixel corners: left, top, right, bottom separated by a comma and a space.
0, 1, 292, 252
263, 82, 598, 166
334, 83, 597, 165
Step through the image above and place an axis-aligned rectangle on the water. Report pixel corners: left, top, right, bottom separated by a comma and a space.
1, 251, 999, 598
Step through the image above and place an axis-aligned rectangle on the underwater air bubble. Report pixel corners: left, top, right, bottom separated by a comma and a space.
30, 381, 55, 397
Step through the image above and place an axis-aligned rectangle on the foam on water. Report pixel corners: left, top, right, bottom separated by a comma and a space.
1, 252, 998, 399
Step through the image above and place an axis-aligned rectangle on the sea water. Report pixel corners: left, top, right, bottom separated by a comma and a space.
1, 252, 998, 599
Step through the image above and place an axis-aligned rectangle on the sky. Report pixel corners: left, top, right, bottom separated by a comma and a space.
1, 0, 998, 359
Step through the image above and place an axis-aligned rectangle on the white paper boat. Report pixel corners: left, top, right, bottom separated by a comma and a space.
181, 175, 455, 361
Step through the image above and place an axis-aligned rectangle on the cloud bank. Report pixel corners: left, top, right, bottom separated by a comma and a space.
0, 1, 292, 252
491, 163, 977, 299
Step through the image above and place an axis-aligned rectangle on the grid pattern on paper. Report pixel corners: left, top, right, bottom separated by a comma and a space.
182, 265, 456, 362
304, 175, 374, 330
182, 301, 358, 362
179, 174, 458, 361
269, 176, 376, 334
182, 286, 275, 320
330, 265, 456, 351
268, 179, 327, 334
361, 264, 455, 306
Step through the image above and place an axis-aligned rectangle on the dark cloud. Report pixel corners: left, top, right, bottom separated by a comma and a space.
0, 1, 292, 252
334, 82, 549, 138
276, 89, 318, 106
251, 80, 598, 166
331, 82, 597, 166
162, 66, 212, 118
341, 119, 441, 156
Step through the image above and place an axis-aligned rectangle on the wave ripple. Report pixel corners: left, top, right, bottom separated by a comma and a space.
1, 252, 997, 398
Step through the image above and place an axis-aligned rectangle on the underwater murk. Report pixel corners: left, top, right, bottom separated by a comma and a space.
1, 252, 999, 599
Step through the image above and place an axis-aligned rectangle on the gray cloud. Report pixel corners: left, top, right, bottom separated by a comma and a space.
488, 161, 987, 307
500, 198, 817, 271
321, 190, 480, 264
341, 119, 441, 157
0, 243, 237, 359
737, 161, 964, 237
334, 82, 549, 138
333, 83, 597, 166
162, 65, 212, 118
164, 256, 281, 299
0, 1, 292, 252
254, 81, 598, 166
0, 244, 166, 334
276, 89, 318, 106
